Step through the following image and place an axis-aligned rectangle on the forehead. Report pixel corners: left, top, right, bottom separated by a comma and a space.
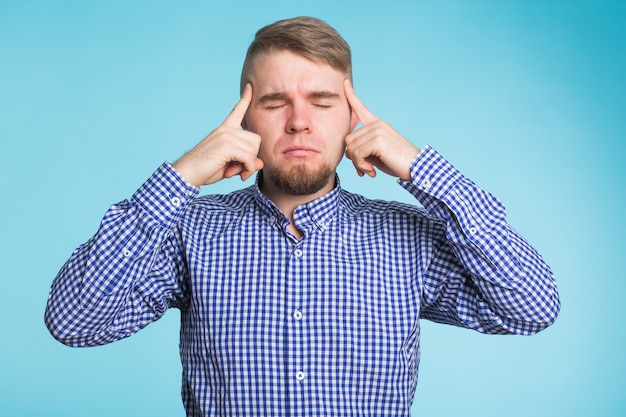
248, 50, 346, 94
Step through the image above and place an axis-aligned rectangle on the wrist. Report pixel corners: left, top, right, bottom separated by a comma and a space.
172, 158, 202, 188
398, 147, 421, 181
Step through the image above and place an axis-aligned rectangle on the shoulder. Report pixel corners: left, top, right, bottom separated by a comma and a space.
337, 188, 447, 248
338, 188, 438, 224
179, 186, 256, 230
191, 186, 256, 212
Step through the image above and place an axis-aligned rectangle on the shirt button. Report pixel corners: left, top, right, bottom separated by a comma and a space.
294, 249, 303, 258
122, 249, 131, 258
293, 310, 303, 320
171, 197, 181, 207
296, 371, 305, 381
421, 178, 432, 189
469, 226, 478, 235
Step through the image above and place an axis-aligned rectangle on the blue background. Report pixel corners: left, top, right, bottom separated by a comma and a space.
1, 0, 624, 415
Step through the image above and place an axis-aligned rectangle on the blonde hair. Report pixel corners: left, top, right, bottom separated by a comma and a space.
240, 16, 352, 92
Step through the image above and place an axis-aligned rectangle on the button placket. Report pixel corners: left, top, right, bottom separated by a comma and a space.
287, 241, 307, 390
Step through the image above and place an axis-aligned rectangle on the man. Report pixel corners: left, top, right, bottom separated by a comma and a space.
45, 16, 560, 416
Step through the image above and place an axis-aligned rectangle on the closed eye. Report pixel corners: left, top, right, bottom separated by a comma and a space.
309, 91, 340, 109
264, 102, 286, 110
258, 92, 288, 110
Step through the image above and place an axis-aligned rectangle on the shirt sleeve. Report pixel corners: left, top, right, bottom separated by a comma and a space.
398, 146, 560, 335
44, 162, 199, 347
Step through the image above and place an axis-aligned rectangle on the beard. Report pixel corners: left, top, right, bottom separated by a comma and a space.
267, 161, 335, 196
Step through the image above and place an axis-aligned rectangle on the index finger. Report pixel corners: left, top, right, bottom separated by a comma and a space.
344, 79, 378, 125
222, 83, 252, 128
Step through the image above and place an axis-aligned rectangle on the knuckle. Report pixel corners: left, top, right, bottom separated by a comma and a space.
214, 125, 230, 135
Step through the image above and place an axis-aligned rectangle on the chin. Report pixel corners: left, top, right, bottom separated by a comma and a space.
268, 163, 334, 196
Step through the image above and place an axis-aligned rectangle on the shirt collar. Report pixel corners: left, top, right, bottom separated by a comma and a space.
252, 172, 341, 234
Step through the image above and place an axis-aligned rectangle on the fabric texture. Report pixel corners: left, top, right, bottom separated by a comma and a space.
45, 146, 560, 416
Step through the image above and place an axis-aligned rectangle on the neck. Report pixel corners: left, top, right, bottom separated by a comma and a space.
259, 171, 335, 237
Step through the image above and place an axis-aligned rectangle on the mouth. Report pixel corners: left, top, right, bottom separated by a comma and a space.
283, 145, 319, 158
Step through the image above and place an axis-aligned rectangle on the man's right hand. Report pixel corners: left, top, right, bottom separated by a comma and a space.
173, 83, 264, 187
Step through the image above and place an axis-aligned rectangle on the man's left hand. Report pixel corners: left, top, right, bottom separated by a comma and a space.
344, 79, 420, 181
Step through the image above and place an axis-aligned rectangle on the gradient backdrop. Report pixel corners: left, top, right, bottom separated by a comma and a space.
1, 0, 624, 416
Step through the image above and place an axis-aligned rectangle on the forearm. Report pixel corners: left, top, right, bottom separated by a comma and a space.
401, 147, 560, 334
44, 163, 198, 346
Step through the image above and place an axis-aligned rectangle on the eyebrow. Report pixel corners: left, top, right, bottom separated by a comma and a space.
258, 92, 287, 103
258, 90, 341, 103
307, 91, 341, 100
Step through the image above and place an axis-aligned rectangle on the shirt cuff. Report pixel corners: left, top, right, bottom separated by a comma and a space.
131, 162, 200, 228
398, 146, 507, 240
398, 145, 463, 202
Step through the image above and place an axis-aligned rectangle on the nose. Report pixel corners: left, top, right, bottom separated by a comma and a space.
285, 102, 311, 134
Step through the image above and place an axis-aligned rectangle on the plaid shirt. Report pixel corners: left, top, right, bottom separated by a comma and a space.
45, 146, 560, 416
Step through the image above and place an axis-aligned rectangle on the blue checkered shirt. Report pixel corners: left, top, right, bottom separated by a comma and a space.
45, 146, 560, 416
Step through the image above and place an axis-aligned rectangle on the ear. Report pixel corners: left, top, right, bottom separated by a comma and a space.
349, 111, 360, 132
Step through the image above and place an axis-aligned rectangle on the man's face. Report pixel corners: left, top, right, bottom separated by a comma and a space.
244, 50, 356, 196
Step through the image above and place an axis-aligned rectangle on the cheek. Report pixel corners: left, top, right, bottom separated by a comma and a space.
246, 105, 284, 131
245, 111, 267, 134
249, 119, 279, 159
324, 112, 352, 140
333, 105, 353, 131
